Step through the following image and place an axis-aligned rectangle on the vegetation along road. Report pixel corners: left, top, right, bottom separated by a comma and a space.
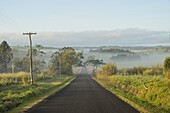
26, 68, 139, 113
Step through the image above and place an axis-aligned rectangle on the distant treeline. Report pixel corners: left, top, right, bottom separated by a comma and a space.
118, 65, 163, 76
90, 48, 134, 54
13, 45, 60, 50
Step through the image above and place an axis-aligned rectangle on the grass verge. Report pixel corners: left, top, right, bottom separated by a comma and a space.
0, 76, 75, 113
94, 75, 170, 113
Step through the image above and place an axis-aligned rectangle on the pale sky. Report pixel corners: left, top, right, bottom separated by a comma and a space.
0, 0, 170, 47
0, 0, 170, 32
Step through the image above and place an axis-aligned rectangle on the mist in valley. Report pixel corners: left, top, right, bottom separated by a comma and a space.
12, 46, 170, 69
85, 52, 170, 68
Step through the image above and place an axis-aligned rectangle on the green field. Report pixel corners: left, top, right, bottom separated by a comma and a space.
94, 75, 170, 113
0, 74, 75, 113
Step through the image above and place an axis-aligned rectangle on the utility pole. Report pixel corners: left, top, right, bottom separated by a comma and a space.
57, 52, 62, 76
11, 53, 14, 73
59, 54, 62, 76
23, 32, 36, 84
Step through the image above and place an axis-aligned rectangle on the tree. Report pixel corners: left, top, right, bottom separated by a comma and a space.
164, 57, 170, 79
85, 56, 105, 75
12, 45, 46, 74
32, 45, 46, 74
12, 57, 23, 72
164, 57, 170, 70
0, 41, 12, 73
18, 57, 30, 72
49, 47, 84, 76
35, 44, 43, 50
11, 47, 19, 73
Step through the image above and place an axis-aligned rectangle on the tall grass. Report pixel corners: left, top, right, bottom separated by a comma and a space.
0, 72, 57, 85
0, 72, 30, 85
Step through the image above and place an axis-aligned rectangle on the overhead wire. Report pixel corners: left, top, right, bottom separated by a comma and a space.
0, 10, 30, 32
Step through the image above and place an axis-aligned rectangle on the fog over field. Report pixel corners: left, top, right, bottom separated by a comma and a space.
12, 45, 170, 69
84, 51, 170, 68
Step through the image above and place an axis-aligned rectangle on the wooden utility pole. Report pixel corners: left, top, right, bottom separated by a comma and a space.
23, 32, 36, 84
59, 54, 62, 76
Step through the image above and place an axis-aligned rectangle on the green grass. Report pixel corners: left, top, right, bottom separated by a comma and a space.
94, 75, 170, 113
0, 75, 75, 113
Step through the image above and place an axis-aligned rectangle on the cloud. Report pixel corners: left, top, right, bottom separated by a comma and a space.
0, 28, 169, 47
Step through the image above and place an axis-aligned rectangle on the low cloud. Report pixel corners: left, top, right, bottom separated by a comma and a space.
0, 28, 169, 47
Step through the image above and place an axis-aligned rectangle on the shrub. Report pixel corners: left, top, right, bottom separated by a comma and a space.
99, 64, 118, 76
164, 57, 170, 70
164, 71, 170, 79
164, 57, 170, 79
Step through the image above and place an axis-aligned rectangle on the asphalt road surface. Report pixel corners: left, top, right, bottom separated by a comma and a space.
26, 68, 139, 113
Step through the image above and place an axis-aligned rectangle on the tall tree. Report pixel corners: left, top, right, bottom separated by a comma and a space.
49, 47, 84, 76
0, 41, 12, 73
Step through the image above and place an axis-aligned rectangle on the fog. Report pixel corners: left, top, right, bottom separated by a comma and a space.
13, 47, 170, 69
84, 52, 169, 68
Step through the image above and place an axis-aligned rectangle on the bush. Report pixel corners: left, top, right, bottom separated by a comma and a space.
164, 71, 170, 79
99, 64, 118, 76
164, 57, 170, 79
164, 57, 170, 70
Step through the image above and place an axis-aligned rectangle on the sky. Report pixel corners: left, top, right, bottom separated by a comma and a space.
0, 0, 170, 47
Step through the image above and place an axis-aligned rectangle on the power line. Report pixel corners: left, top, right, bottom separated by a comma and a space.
0, 11, 30, 32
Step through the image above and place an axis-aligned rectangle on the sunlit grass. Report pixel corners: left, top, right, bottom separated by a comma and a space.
0, 72, 30, 85
95, 75, 170, 113
0, 74, 75, 113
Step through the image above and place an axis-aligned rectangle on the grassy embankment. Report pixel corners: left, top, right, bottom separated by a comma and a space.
94, 75, 170, 113
0, 72, 76, 113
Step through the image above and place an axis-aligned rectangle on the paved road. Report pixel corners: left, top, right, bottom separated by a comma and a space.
26, 68, 139, 113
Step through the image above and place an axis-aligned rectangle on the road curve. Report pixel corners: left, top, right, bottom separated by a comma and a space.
26, 68, 139, 113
